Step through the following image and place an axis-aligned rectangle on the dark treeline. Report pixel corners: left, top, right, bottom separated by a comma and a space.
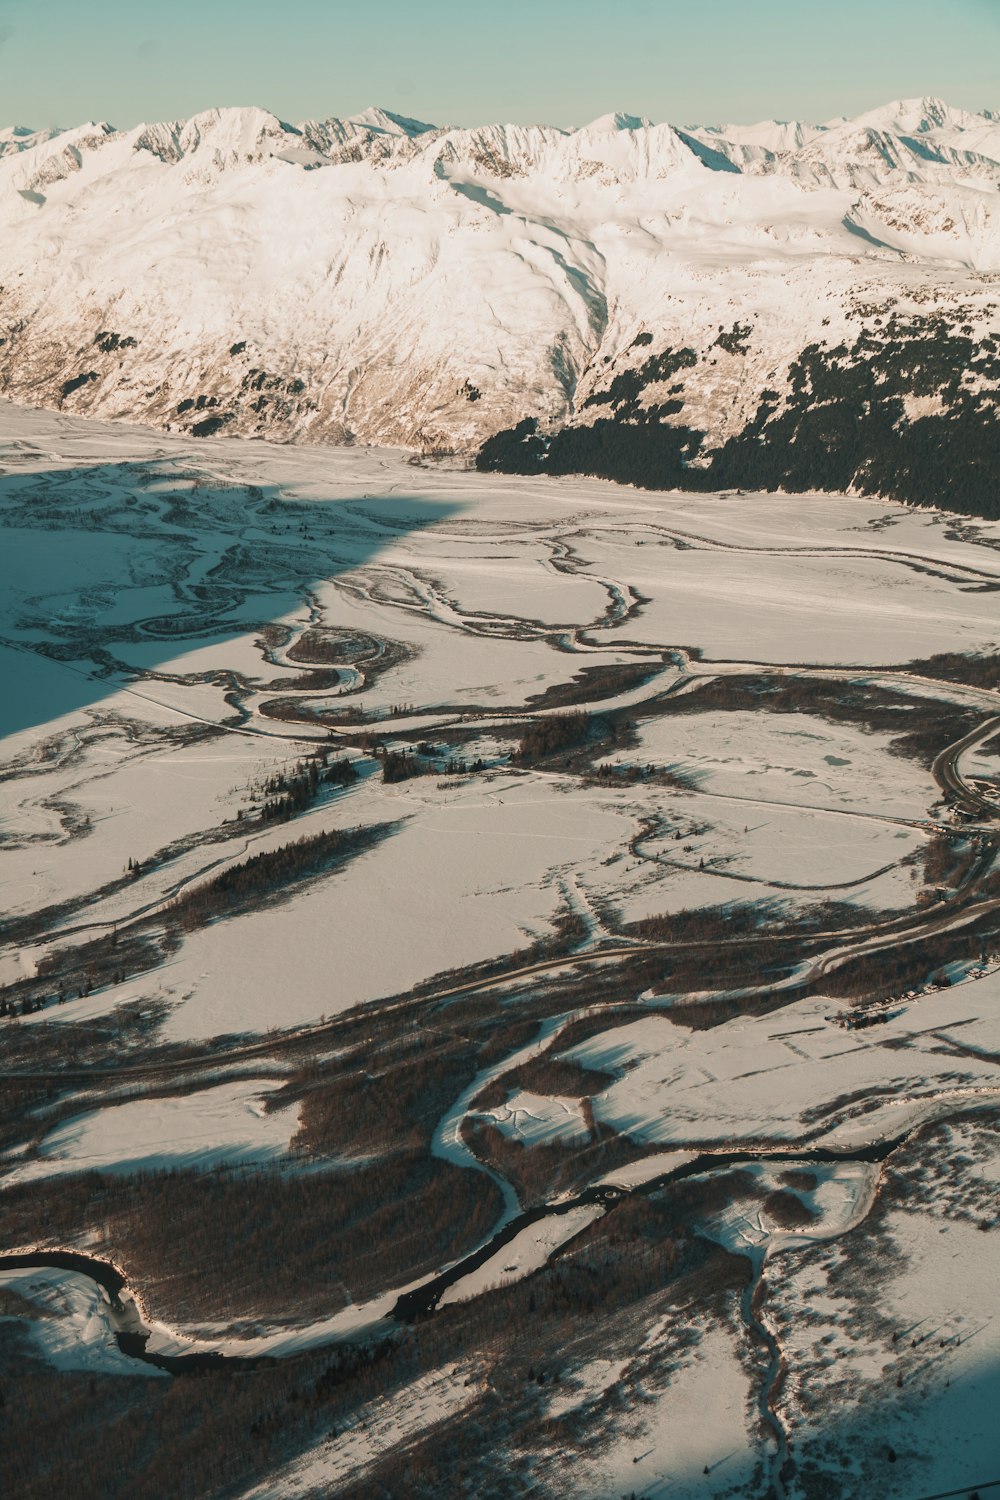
381, 748, 430, 783
287, 1042, 483, 1157
170, 824, 386, 931
463, 1117, 657, 1206
588, 761, 696, 791
1, 1153, 502, 1326
623, 901, 770, 946
7, 1115, 981, 1500
907, 651, 1000, 691
525, 660, 661, 711
920, 834, 976, 894
477, 321, 1000, 522
474, 1056, 614, 1112
818, 903, 1000, 1004
513, 711, 591, 764
635, 673, 979, 768
249, 753, 357, 823
25, 929, 166, 1013
5, 819, 382, 1017
380, 745, 485, 782
762, 1188, 818, 1228
0, 1176, 752, 1500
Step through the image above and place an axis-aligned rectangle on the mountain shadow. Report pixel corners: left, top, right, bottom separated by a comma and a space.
0, 454, 460, 742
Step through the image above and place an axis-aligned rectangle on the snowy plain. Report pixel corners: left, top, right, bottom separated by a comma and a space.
2, 402, 999, 1038
1, 400, 999, 1497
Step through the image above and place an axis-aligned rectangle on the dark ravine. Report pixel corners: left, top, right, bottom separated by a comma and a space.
742, 1256, 790, 1500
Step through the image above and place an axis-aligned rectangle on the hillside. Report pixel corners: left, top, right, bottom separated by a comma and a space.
0, 97, 997, 513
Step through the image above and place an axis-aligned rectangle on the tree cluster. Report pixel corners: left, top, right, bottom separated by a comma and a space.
169, 826, 375, 931
477, 317, 1000, 522
513, 712, 590, 765
252, 754, 357, 823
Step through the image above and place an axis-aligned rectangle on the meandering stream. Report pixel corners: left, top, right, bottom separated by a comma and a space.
5, 1105, 987, 1378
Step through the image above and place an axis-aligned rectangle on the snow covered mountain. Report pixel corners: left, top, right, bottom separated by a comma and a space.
0, 97, 997, 509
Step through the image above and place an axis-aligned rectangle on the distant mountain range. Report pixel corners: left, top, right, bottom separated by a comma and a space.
1, 98, 997, 515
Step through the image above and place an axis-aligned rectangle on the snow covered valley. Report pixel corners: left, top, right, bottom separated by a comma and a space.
2, 401, 999, 1499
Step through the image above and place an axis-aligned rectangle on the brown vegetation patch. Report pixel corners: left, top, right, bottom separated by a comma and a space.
512, 711, 592, 765
0, 1153, 502, 1325
460, 1118, 735, 1208
285, 1043, 481, 1157
168, 823, 394, 931
920, 833, 977, 892
524, 661, 664, 711
642, 673, 979, 768
818, 902, 1000, 1004
907, 651, 1000, 691
0, 1160, 755, 1500
473, 1056, 614, 1111
779, 1168, 819, 1193
762, 1188, 819, 1229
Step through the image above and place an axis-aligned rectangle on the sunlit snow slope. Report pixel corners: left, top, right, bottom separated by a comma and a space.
0, 97, 997, 467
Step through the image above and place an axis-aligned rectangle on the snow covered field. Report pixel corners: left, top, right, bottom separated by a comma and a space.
3, 402, 998, 1035
7, 1080, 300, 1183
560, 978, 1000, 1150
2, 402, 999, 1498
0, 1264, 158, 1376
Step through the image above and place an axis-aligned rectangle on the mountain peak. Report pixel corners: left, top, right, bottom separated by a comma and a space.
0, 124, 64, 158
579, 111, 652, 133
0, 94, 996, 461
851, 96, 975, 136
346, 106, 437, 137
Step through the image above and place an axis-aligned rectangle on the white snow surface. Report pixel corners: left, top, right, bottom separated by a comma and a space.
771, 1123, 1000, 1499
4, 1080, 300, 1184
2, 404, 999, 1043
1, 98, 999, 450
0, 1266, 163, 1376
538, 1321, 759, 1499
437, 1205, 603, 1306
240, 1363, 483, 1499
565, 972, 1000, 1149
2, 402, 999, 1494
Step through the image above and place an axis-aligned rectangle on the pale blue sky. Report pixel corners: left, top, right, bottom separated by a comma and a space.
4, 0, 998, 130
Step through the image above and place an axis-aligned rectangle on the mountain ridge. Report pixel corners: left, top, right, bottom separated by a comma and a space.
0, 97, 997, 514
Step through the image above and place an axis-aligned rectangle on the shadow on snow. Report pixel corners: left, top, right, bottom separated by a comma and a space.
0, 455, 461, 742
